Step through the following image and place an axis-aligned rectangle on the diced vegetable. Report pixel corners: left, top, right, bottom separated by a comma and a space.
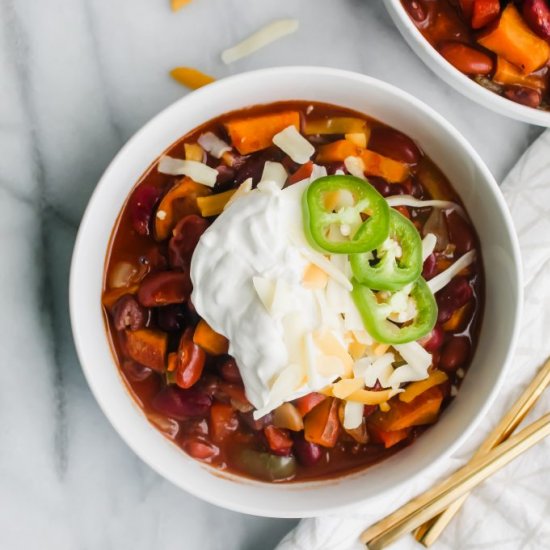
236, 448, 297, 481
224, 111, 300, 155
369, 425, 410, 448
196, 189, 237, 217
315, 140, 360, 163
345, 132, 369, 148
304, 397, 341, 448
399, 370, 448, 403
273, 403, 304, 431
264, 425, 293, 455
170, 67, 215, 90
477, 4, 550, 74
442, 302, 471, 331
102, 284, 139, 309
304, 117, 367, 135
193, 319, 229, 356
493, 57, 545, 90
288, 161, 314, 185
369, 386, 444, 431
210, 402, 238, 441
154, 178, 211, 241
360, 150, 409, 183
125, 329, 167, 372
171, 0, 192, 12
294, 393, 326, 416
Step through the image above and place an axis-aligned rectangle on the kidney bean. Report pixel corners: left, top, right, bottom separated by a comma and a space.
447, 211, 476, 254
440, 337, 471, 372
420, 324, 445, 352
156, 303, 186, 332
112, 294, 148, 331
128, 184, 162, 236
369, 177, 392, 197
471, 0, 500, 29
436, 276, 473, 324
438, 42, 494, 75
368, 127, 422, 164
121, 359, 153, 382
183, 438, 219, 460
215, 164, 236, 188
137, 271, 191, 306
523, 0, 550, 40
139, 247, 167, 271
240, 411, 273, 432
217, 356, 243, 384
503, 86, 542, 108
175, 328, 206, 389
151, 386, 212, 420
403, 0, 427, 22
168, 215, 210, 270
293, 433, 323, 466
235, 148, 284, 183
422, 253, 437, 280
325, 161, 347, 175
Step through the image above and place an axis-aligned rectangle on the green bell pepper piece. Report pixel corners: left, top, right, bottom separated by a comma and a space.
350, 209, 422, 291
237, 448, 297, 482
302, 175, 390, 254
351, 277, 437, 344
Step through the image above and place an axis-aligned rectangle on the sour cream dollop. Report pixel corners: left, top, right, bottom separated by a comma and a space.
191, 170, 356, 415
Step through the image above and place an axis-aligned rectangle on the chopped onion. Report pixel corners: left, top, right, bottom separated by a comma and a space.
422, 233, 437, 261
221, 19, 299, 64
344, 156, 366, 179
273, 125, 315, 164
428, 250, 476, 294
386, 195, 466, 218
157, 155, 218, 187
260, 161, 287, 189
197, 132, 231, 158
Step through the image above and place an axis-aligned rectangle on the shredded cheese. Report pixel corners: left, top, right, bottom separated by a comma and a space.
157, 155, 218, 187
260, 161, 287, 189
422, 233, 437, 261
197, 132, 231, 158
343, 400, 364, 430
344, 156, 366, 179
428, 250, 476, 294
386, 195, 467, 218
170, 67, 215, 90
273, 125, 315, 164
221, 19, 299, 64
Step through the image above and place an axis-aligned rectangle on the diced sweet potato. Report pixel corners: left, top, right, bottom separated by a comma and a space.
369, 425, 411, 448
224, 111, 300, 155
294, 393, 326, 417
315, 140, 361, 163
125, 329, 167, 372
368, 386, 444, 432
193, 319, 229, 356
360, 150, 409, 183
477, 4, 550, 74
493, 57, 545, 90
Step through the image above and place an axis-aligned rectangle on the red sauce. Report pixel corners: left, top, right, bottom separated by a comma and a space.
102, 100, 484, 482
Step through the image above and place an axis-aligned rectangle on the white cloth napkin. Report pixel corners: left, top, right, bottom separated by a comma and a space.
276, 130, 550, 550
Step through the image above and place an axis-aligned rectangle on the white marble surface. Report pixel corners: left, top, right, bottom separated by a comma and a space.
0, 1, 544, 549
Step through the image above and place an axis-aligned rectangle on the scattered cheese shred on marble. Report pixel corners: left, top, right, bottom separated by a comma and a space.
221, 19, 299, 64
157, 155, 217, 187
171, 0, 192, 11
170, 67, 215, 90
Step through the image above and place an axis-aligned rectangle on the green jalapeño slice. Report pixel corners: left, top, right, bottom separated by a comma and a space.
302, 175, 390, 254
351, 277, 437, 344
350, 209, 423, 291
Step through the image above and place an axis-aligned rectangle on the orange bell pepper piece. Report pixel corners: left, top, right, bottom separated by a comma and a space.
193, 319, 229, 356
304, 397, 341, 448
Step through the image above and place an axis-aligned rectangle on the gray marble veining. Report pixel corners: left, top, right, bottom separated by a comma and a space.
0, 0, 542, 549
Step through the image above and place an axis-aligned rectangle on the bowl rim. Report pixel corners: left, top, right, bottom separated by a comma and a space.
69, 66, 523, 517
383, 0, 550, 127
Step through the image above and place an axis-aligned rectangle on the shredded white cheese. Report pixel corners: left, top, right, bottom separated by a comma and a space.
343, 400, 364, 430
273, 125, 315, 164
197, 132, 232, 158
386, 195, 467, 218
422, 233, 437, 261
344, 156, 366, 179
428, 250, 476, 294
221, 19, 299, 64
157, 155, 218, 187
224, 178, 253, 210
259, 161, 287, 189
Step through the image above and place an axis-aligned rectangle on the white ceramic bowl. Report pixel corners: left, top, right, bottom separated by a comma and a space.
70, 66, 522, 518
384, 0, 550, 127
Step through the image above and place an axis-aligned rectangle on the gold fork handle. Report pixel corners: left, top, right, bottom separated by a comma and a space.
361, 413, 550, 550
416, 358, 550, 546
